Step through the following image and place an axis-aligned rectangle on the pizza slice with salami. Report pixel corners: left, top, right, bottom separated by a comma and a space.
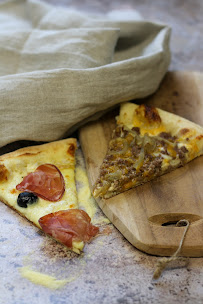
93, 103, 203, 199
0, 139, 99, 253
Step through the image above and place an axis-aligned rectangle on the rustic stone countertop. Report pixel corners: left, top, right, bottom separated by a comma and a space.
0, 0, 203, 304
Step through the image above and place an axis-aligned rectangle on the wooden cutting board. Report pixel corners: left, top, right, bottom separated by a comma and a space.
79, 71, 203, 257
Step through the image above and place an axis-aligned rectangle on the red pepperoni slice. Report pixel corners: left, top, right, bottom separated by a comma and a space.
16, 164, 65, 202
38, 209, 99, 249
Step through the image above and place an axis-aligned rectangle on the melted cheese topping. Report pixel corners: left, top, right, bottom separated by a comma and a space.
94, 103, 203, 199
117, 103, 166, 136
118, 102, 203, 160
0, 139, 86, 253
0, 141, 77, 227
76, 166, 97, 219
132, 116, 166, 136
75, 150, 110, 225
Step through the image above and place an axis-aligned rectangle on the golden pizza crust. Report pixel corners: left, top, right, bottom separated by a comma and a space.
0, 138, 77, 162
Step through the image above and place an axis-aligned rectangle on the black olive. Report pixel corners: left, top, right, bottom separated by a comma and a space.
17, 192, 38, 208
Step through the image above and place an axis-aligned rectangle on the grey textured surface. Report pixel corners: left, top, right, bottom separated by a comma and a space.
0, 0, 203, 304
1, 201, 202, 304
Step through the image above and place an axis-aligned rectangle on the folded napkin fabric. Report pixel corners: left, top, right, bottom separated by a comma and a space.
0, 0, 171, 147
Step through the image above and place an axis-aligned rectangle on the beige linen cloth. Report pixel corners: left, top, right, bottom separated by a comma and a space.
0, 0, 171, 148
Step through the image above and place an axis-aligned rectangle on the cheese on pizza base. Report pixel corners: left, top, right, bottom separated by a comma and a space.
0, 139, 77, 226
75, 149, 110, 226
0, 139, 86, 253
118, 103, 203, 161
93, 103, 203, 199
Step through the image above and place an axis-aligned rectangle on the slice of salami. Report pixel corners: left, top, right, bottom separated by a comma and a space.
38, 209, 99, 248
16, 164, 65, 202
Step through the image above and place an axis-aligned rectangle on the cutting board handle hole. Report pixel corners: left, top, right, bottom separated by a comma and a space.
162, 220, 187, 227
148, 213, 202, 226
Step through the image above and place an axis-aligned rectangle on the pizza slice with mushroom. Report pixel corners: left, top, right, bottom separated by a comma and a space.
93, 103, 203, 199
0, 139, 99, 253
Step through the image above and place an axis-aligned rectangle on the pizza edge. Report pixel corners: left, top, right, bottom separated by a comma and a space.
0, 138, 77, 162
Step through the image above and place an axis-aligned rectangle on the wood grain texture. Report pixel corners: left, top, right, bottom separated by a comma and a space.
80, 71, 203, 257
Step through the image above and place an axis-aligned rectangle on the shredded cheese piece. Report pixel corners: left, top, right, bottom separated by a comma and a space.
19, 266, 69, 289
